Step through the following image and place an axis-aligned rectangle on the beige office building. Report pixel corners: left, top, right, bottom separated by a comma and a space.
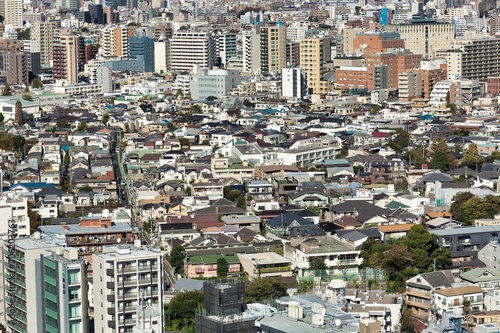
299, 37, 332, 95
387, 20, 454, 59
259, 25, 286, 74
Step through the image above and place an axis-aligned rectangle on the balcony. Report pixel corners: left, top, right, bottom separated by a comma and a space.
118, 305, 137, 313
108, 307, 115, 315
118, 318, 136, 326
107, 320, 116, 329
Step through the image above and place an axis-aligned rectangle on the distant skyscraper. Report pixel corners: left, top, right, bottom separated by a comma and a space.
88, 4, 105, 24
99, 26, 133, 59
154, 39, 170, 73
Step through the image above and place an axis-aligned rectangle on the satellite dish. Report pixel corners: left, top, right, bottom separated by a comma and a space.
335, 319, 341, 326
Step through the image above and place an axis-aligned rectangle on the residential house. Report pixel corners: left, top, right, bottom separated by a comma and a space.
288, 190, 330, 209
405, 270, 461, 319
238, 252, 292, 281
433, 286, 485, 318
284, 235, 362, 278
185, 254, 241, 278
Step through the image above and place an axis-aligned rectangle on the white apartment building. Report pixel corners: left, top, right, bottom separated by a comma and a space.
170, 31, 215, 71
241, 33, 261, 74
189, 66, 242, 100
0, 233, 67, 333
282, 68, 308, 99
433, 286, 485, 317
93, 244, 163, 333
0, 194, 29, 238
215, 33, 237, 66
154, 39, 170, 73
428, 80, 453, 107
99, 26, 129, 59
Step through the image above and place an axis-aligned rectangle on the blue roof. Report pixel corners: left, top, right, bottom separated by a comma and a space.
10, 182, 55, 190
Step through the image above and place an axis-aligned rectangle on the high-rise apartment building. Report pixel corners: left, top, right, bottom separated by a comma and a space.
440, 36, 500, 81
0, 233, 67, 333
99, 26, 133, 59
398, 72, 422, 101
215, 32, 237, 67
282, 67, 308, 99
241, 33, 261, 74
170, 31, 215, 71
154, 39, 170, 73
386, 17, 454, 59
41, 248, 88, 333
53, 32, 79, 84
299, 37, 331, 95
30, 21, 60, 68
0, 194, 29, 238
259, 24, 286, 74
0, 38, 27, 85
0, 0, 22, 28
93, 244, 163, 333
22, 40, 41, 75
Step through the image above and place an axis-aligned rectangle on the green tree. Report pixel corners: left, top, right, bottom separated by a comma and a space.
309, 257, 327, 270
56, 118, 69, 128
0, 112, 4, 123
165, 290, 203, 333
31, 78, 43, 89
460, 196, 489, 225
388, 128, 410, 153
101, 113, 110, 125
400, 305, 415, 333
2, 83, 11, 96
461, 143, 479, 169
179, 138, 190, 149
28, 203, 41, 233
77, 122, 88, 132
235, 194, 246, 209
430, 138, 451, 171
22, 93, 33, 101
169, 245, 185, 272
394, 178, 409, 192
216, 257, 229, 277
453, 142, 463, 153
12, 135, 25, 158
450, 191, 475, 222
246, 277, 288, 303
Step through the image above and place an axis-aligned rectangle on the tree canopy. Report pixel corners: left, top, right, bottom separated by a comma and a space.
216, 257, 229, 277
245, 277, 288, 303
169, 245, 185, 273
361, 225, 452, 292
450, 192, 500, 225
388, 128, 410, 153
165, 290, 203, 333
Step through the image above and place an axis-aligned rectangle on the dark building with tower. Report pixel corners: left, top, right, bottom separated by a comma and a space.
195, 280, 257, 333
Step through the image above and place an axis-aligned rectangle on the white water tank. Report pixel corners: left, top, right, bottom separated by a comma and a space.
288, 301, 303, 320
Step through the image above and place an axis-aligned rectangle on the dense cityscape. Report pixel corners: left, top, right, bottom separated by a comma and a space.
1, 0, 500, 332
